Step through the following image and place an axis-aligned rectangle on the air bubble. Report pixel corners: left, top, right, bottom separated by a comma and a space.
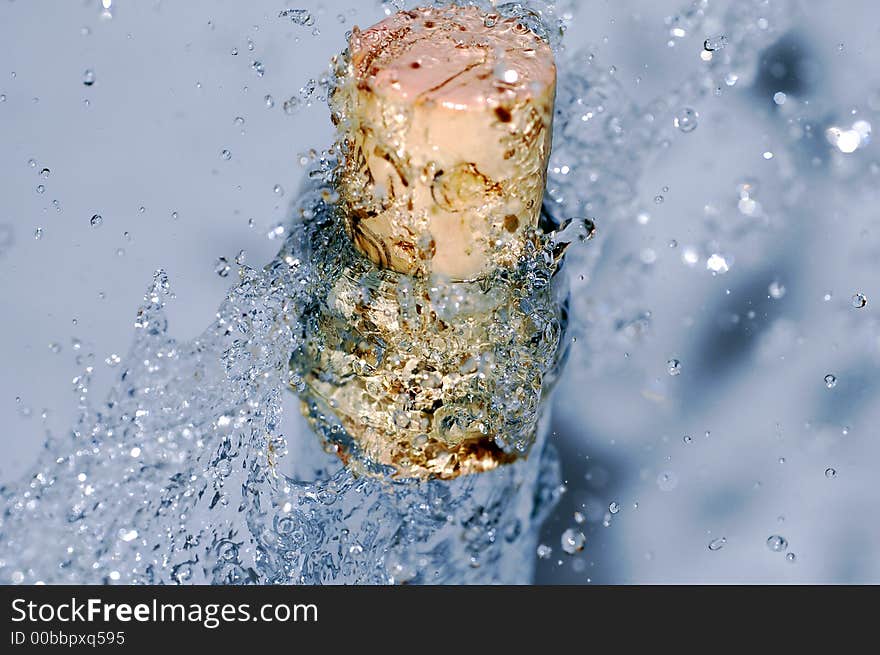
667, 358, 681, 376
82, 69, 95, 86
90, 214, 103, 228
824, 374, 837, 389
851, 293, 867, 308
824, 467, 837, 479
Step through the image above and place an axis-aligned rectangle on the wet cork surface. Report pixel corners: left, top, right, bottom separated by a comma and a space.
334, 5, 556, 281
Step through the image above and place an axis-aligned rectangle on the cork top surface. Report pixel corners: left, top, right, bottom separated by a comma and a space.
348, 5, 555, 111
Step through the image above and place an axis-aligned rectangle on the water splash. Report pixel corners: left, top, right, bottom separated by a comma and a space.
0, 0, 802, 584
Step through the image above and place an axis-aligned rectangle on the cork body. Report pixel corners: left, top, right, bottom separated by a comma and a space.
331, 6, 556, 281
292, 6, 567, 480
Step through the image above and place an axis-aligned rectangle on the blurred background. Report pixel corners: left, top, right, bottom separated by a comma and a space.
1, 0, 878, 583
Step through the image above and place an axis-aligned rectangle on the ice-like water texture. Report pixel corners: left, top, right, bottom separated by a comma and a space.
0, 0, 798, 584
0, 219, 562, 584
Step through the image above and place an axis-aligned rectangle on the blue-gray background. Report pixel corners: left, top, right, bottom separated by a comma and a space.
2, 0, 878, 583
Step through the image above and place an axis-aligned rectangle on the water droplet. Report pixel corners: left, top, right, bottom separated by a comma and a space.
264, 94, 274, 108
215, 257, 231, 277
273, 184, 284, 196
34, 227, 43, 239
786, 552, 796, 563
536, 544, 552, 559
234, 116, 245, 126
768, 280, 786, 299
683, 434, 693, 444
90, 214, 103, 228
230, 47, 238, 56
824, 374, 837, 389
766, 535, 788, 552
36, 184, 45, 194
673, 107, 698, 132
252, 61, 265, 77
667, 358, 681, 376
82, 69, 95, 86
824, 467, 837, 479
703, 35, 728, 51
27, 158, 36, 168
851, 292, 867, 308
39, 168, 50, 178
706, 253, 729, 274
657, 471, 678, 491
105, 353, 121, 367
234, 249, 246, 265
278, 8, 314, 26
171, 211, 179, 220
119, 528, 138, 542
48, 342, 61, 354
220, 149, 231, 161
501, 68, 519, 84
773, 91, 787, 105
708, 536, 727, 551
561, 528, 585, 554
608, 501, 620, 514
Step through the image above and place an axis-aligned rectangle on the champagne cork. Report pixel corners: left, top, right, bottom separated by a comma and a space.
332, 5, 556, 281
294, 6, 564, 480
